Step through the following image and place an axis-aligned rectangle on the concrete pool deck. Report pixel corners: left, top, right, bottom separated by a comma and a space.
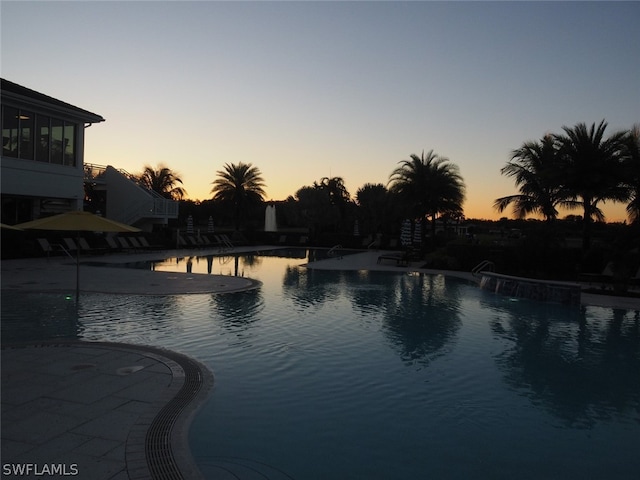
2, 246, 639, 480
1, 341, 212, 480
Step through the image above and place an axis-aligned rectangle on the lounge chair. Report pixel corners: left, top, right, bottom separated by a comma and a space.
199, 235, 214, 246
127, 237, 143, 250
105, 236, 120, 251
188, 236, 202, 247
377, 251, 409, 266
77, 237, 105, 254
177, 234, 190, 248
63, 238, 79, 252
137, 236, 163, 249
37, 238, 72, 258
137, 236, 151, 248
78, 238, 92, 251
219, 234, 235, 248
117, 237, 136, 252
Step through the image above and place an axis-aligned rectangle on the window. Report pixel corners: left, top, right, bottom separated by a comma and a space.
64, 123, 76, 166
1, 105, 78, 166
19, 111, 34, 160
2, 106, 19, 157
36, 115, 50, 162
51, 118, 64, 165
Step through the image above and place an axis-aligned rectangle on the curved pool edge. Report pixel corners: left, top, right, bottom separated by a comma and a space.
0, 340, 214, 480
93, 341, 215, 480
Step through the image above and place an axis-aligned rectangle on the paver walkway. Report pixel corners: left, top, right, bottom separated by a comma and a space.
1, 342, 212, 480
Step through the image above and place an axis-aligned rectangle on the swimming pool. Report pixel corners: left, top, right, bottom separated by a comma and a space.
2, 250, 639, 479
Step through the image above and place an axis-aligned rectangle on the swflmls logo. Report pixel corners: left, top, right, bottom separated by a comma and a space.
2, 463, 79, 476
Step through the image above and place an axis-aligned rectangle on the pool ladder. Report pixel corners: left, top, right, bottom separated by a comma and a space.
328, 244, 343, 258
472, 259, 495, 278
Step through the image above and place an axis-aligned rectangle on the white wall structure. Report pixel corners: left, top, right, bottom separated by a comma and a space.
102, 165, 179, 230
1, 79, 105, 223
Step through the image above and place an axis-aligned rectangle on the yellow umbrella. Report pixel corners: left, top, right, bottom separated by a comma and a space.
15, 211, 141, 300
1, 223, 23, 231
16, 211, 140, 233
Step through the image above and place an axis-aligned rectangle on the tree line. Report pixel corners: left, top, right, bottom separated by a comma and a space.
494, 120, 639, 249
132, 119, 638, 248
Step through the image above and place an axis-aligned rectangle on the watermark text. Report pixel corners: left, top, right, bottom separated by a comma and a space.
2, 463, 78, 476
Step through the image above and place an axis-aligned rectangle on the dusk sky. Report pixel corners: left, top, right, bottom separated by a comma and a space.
2, 1, 638, 221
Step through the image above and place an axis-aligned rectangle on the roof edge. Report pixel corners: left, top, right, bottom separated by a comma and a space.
1, 78, 105, 124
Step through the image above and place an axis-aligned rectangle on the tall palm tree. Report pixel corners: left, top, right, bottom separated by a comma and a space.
554, 120, 629, 249
211, 162, 266, 230
388, 150, 466, 238
494, 134, 573, 221
623, 124, 640, 224
136, 164, 186, 200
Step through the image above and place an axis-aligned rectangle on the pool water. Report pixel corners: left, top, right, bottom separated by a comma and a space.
2, 250, 639, 479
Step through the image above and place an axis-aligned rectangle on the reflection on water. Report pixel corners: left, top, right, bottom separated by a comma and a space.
2, 250, 639, 479
489, 300, 640, 429
0, 292, 81, 342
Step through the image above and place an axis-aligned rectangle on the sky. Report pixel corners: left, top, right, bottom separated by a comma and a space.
2, 1, 639, 221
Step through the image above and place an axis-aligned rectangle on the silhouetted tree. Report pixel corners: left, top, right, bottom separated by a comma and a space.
388, 150, 465, 238
554, 120, 629, 249
294, 185, 334, 236
313, 176, 351, 206
136, 164, 186, 200
623, 124, 640, 224
356, 183, 389, 235
495, 134, 574, 222
211, 162, 266, 230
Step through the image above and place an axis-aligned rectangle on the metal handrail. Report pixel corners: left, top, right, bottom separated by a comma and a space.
472, 260, 495, 278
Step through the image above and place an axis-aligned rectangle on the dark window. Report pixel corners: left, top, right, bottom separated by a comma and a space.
2, 105, 79, 166
19, 110, 34, 160
2, 106, 19, 157
63, 123, 76, 166
50, 118, 64, 165
36, 115, 50, 162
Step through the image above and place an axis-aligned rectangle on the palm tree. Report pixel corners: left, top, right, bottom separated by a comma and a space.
313, 176, 351, 206
136, 164, 186, 200
623, 124, 640, 224
554, 120, 629, 249
494, 134, 573, 221
211, 162, 266, 230
388, 150, 466, 238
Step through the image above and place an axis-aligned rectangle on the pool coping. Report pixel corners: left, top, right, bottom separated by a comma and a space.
1, 340, 214, 480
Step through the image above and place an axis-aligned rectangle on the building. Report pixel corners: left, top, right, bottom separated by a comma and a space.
1, 79, 177, 230
1, 78, 105, 223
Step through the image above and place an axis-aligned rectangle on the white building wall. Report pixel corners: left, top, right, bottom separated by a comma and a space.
1, 157, 85, 210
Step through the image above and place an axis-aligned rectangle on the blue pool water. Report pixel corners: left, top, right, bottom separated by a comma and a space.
2, 250, 639, 479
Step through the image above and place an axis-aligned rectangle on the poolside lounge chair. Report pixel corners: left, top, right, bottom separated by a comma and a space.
188, 236, 203, 247
117, 237, 137, 252
127, 237, 143, 250
177, 234, 190, 248
217, 234, 235, 249
137, 236, 163, 249
377, 251, 409, 267
200, 235, 214, 246
63, 238, 79, 252
105, 236, 120, 251
37, 238, 72, 258
77, 237, 106, 254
